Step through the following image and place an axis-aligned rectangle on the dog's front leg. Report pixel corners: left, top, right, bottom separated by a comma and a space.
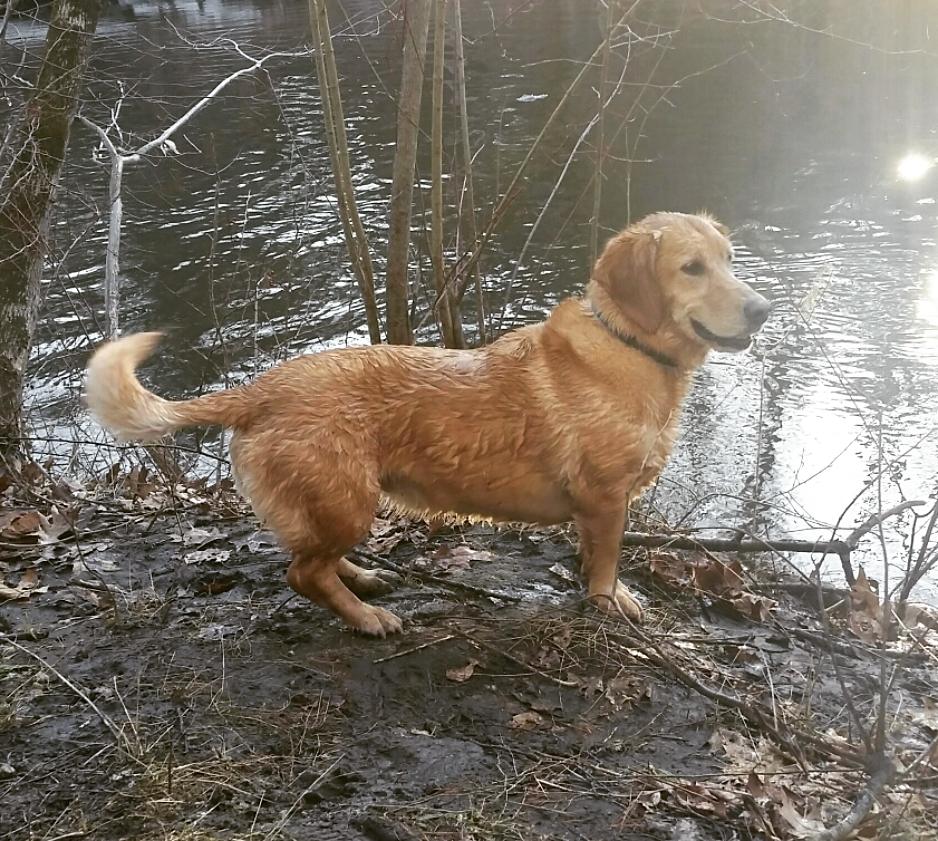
575, 508, 644, 622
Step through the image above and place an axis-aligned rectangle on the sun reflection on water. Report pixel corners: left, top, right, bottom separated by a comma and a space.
918, 270, 938, 327
897, 152, 934, 182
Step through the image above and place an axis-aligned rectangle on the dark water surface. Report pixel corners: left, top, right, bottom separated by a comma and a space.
8, 0, 938, 595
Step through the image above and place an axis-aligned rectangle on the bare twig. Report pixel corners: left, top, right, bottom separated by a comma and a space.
0, 634, 133, 754
372, 634, 456, 664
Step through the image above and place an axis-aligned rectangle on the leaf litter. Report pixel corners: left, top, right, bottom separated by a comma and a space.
0, 463, 936, 839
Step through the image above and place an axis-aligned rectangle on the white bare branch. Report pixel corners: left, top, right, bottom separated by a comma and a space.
77, 43, 308, 338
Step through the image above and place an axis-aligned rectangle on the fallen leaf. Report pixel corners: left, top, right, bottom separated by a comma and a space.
693, 557, 745, 594
35, 509, 73, 544
510, 710, 545, 730
172, 525, 225, 548
649, 552, 692, 587
445, 660, 478, 683
0, 510, 42, 540
850, 568, 880, 617
234, 530, 280, 554
184, 548, 232, 566
365, 517, 407, 553
0, 568, 45, 601
431, 544, 494, 572
548, 562, 577, 584
776, 789, 827, 837
723, 592, 775, 622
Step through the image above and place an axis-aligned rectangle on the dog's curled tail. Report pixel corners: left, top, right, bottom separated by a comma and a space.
86, 332, 251, 442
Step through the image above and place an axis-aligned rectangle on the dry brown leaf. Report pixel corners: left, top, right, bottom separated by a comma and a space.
693, 557, 745, 594
649, 552, 692, 587
724, 591, 776, 622
431, 544, 494, 572
0, 510, 42, 540
775, 789, 827, 837
0, 568, 44, 601
365, 517, 407, 554
650, 555, 773, 620
445, 660, 478, 683
35, 509, 73, 544
850, 568, 880, 616
510, 711, 545, 729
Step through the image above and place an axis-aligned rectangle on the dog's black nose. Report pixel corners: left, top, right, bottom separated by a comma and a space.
744, 296, 771, 330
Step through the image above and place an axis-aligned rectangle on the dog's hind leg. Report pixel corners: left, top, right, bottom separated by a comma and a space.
250, 443, 403, 636
336, 557, 402, 598
575, 507, 643, 622
288, 554, 402, 637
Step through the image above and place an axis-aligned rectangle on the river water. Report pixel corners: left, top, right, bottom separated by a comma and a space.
7, 0, 938, 597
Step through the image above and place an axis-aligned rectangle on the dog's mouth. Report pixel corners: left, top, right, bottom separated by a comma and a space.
691, 319, 753, 351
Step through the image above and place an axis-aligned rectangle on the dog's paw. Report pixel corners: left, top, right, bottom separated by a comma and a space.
348, 604, 404, 637
589, 582, 643, 623
345, 567, 403, 598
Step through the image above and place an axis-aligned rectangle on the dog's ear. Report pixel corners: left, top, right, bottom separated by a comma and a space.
593, 229, 665, 334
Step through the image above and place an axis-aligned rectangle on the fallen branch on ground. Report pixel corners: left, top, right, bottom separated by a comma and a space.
621, 499, 923, 587
813, 753, 896, 841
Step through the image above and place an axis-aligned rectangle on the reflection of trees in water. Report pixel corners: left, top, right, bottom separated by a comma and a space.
11, 0, 938, 510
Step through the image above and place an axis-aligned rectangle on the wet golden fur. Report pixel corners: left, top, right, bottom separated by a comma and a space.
86, 212, 769, 637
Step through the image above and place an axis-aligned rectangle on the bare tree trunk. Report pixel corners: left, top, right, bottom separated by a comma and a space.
308, 0, 382, 344
451, 0, 485, 344
385, 0, 431, 345
0, 0, 103, 455
429, 0, 461, 348
104, 154, 123, 338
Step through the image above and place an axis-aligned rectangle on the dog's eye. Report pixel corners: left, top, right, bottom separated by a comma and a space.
682, 260, 705, 276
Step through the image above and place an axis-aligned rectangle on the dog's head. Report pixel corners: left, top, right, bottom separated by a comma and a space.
591, 212, 770, 353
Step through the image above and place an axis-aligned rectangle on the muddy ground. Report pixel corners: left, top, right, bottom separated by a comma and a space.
1, 479, 937, 841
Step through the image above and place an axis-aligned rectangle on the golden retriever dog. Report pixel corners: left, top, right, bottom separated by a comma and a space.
86, 212, 769, 637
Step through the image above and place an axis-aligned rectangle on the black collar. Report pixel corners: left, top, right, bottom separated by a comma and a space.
590, 302, 679, 370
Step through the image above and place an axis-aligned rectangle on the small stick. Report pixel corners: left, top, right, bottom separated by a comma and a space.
372, 634, 456, 664
610, 621, 864, 767
0, 635, 129, 751
455, 629, 578, 688
619, 531, 857, 586
844, 501, 924, 549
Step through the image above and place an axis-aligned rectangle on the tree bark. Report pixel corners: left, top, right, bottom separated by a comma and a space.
385, 0, 431, 345
452, 0, 485, 344
0, 0, 103, 454
429, 0, 461, 348
309, 0, 382, 344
